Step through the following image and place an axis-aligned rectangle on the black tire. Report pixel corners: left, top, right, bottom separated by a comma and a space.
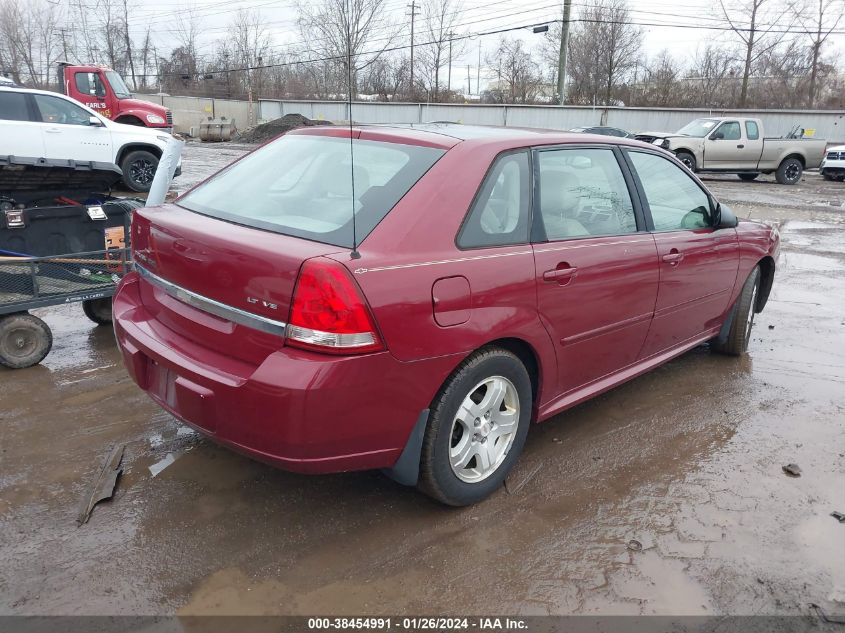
121, 150, 159, 193
712, 266, 761, 356
0, 313, 53, 369
676, 151, 696, 171
82, 297, 113, 325
775, 157, 803, 185
738, 173, 759, 181
418, 347, 533, 506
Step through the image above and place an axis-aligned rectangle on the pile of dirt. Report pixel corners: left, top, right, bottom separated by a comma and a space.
234, 113, 331, 143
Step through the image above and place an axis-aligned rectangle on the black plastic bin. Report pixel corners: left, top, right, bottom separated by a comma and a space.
0, 156, 143, 369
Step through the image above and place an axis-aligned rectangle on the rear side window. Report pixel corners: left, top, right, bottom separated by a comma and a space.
0, 92, 30, 121
33, 94, 91, 125
627, 151, 712, 231
457, 151, 530, 248
745, 120, 760, 140
179, 134, 445, 248
537, 148, 637, 240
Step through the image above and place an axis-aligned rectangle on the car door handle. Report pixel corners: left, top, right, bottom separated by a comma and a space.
737, 144, 745, 149
662, 251, 684, 265
45, 128, 62, 133
543, 265, 578, 282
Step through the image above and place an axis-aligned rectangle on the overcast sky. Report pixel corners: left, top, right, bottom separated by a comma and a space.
122, 0, 845, 92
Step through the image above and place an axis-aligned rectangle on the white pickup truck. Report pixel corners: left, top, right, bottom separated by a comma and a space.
636, 117, 827, 185
0, 84, 179, 192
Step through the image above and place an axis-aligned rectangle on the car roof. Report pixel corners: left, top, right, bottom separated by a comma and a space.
0, 85, 66, 97
294, 123, 645, 151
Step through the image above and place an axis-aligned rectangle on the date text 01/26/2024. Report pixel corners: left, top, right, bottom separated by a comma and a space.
307, 617, 529, 631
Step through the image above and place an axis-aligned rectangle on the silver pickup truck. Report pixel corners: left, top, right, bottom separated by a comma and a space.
636, 117, 827, 185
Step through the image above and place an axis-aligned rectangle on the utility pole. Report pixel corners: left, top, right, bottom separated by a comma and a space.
408, 1, 420, 98
447, 31, 453, 95
466, 64, 470, 97
476, 40, 481, 96
557, 0, 572, 105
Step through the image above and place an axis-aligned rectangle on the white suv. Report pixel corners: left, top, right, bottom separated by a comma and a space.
820, 145, 845, 182
0, 85, 179, 192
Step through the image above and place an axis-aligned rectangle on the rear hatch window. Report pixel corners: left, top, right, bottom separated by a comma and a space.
178, 133, 445, 248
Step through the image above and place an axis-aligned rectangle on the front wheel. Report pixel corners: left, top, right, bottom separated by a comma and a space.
121, 150, 159, 193
775, 157, 803, 185
418, 347, 532, 506
712, 266, 761, 356
676, 151, 696, 171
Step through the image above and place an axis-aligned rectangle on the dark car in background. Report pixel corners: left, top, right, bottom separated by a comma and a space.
568, 126, 633, 138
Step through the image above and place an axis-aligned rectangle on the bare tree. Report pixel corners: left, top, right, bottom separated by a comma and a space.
361, 54, 410, 99
231, 8, 271, 97
484, 37, 544, 104
566, 0, 642, 105
686, 44, 741, 108
719, 0, 796, 108
790, 0, 844, 107
414, 0, 463, 101
637, 50, 682, 107
0, 0, 60, 87
297, 0, 401, 97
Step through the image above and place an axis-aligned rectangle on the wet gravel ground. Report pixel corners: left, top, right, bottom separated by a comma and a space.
1, 142, 844, 621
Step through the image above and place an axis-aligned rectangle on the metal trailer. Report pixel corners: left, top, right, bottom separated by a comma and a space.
1, 156, 140, 369
0, 245, 132, 368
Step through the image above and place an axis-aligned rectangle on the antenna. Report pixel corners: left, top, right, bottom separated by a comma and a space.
346, 0, 360, 260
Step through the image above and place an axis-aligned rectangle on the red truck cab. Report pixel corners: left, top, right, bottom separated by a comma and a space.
57, 63, 172, 131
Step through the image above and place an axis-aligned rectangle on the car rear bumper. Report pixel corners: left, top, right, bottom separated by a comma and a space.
112, 272, 455, 474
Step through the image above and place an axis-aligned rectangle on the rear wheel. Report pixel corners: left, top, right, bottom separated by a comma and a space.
418, 347, 532, 506
738, 173, 759, 181
121, 150, 159, 192
712, 266, 761, 356
82, 297, 113, 325
0, 313, 53, 369
676, 151, 696, 171
775, 157, 803, 185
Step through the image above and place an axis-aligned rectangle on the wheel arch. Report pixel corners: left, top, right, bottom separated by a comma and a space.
781, 153, 806, 168
382, 336, 543, 488
674, 148, 697, 169
116, 143, 163, 166
115, 115, 144, 126
484, 337, 542, 410
757, 256, 776, 312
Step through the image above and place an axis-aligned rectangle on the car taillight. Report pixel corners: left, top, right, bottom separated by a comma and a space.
286, 258, 384, 354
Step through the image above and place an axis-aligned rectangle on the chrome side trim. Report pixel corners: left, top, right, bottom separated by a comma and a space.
136, 264, 287, 337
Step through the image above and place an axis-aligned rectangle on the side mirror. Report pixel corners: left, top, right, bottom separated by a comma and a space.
88, 116, 104, 127
714, 202, 738, 229
710, 131, 725, 140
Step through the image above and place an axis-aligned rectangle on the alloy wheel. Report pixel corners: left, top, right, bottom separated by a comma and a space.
130, 159, 156, 186
448, 376, 520, 483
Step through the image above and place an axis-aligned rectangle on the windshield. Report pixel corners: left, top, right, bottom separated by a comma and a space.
179, 134, 446, 248
105, 70, 131, 97
676, 119, 720, 137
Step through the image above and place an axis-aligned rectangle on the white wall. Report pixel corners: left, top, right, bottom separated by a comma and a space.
139, 94, 845, 143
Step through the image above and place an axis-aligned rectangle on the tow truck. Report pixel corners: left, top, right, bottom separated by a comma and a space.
57, 62, 172, 131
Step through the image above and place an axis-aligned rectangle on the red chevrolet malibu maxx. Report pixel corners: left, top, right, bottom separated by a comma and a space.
113, 124, 779, 505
